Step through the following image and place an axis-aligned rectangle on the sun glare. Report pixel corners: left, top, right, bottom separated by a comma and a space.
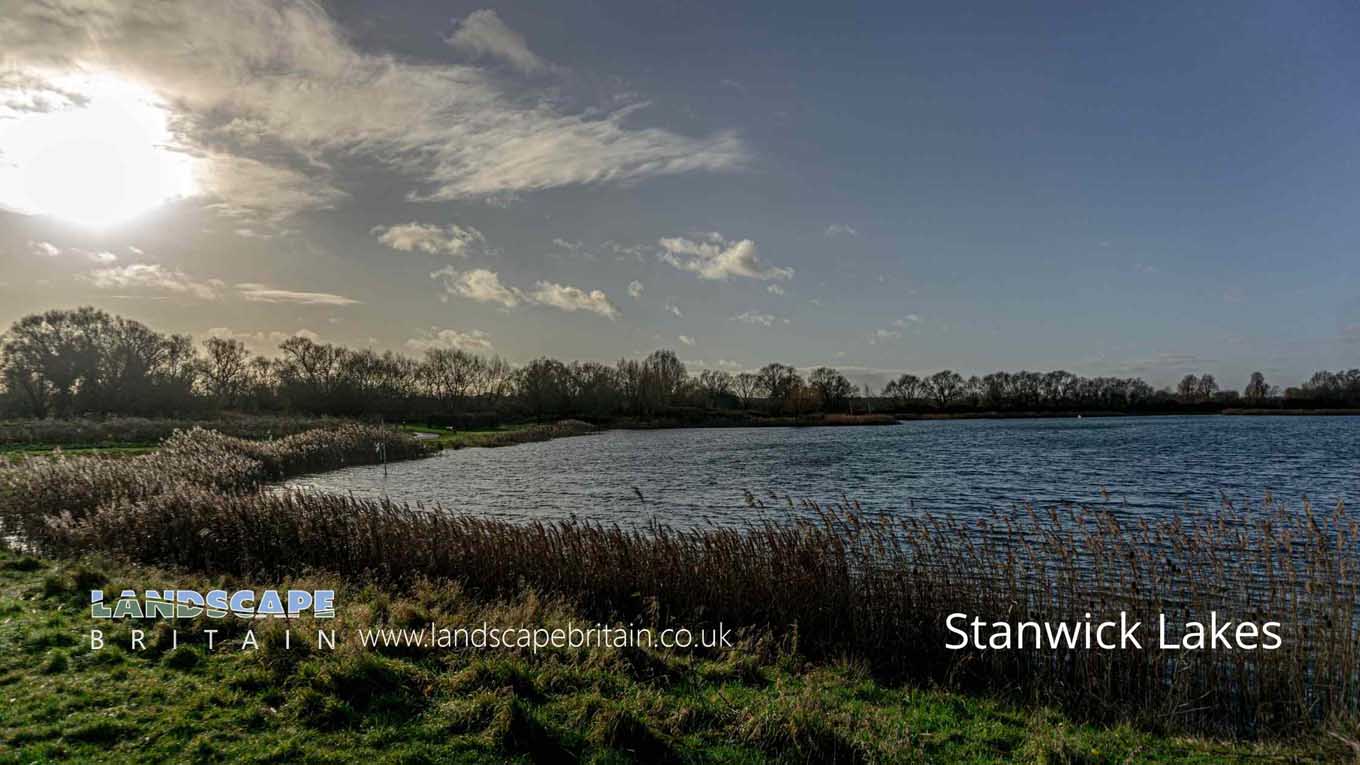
0, 73, 196, 228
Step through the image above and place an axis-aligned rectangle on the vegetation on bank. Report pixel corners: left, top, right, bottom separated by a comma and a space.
398, 420, 599, 450
3, 425, 1358, 743
3, 308, 1358, 427
0, 550, 1339, 764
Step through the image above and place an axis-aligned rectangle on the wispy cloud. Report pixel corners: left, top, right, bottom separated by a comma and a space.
29, 240, 116, 263
825, 223, 858, 238
85, 264, 220, 300
2, 1, 746, 218
678, 334, 695, 346
732, 310, 780, 327
659, 234, 792, 281
445, 9, 549, 75
627, 280, 644, 299
236, 283, 360, 306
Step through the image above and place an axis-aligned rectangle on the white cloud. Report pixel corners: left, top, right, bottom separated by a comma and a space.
0, 2, 747, 214
825, 223, 858, 238
627, 280, 644, 299
405, 327, 494, 352
666, 302, 683, 318
550, 238, 597, 261
373, 222, 486, 257
198, 152, 347, 222
431, 267, 522, 308
678, 334, 695, 346
870, 316, 920, 344
85, 264, 220, 300
732, 311, 777, 327
205, 326, 319, 355
30, 240, 119, 263
529, 281, 620, 319
29, 240, 60, 257
236, 283, 360, 306
766, 284, 785, 295
445, 9, 548, 75
659, 234, 792, 281
431, 267, 618, 318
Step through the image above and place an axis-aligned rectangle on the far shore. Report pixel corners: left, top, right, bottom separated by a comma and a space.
895, 407, 1360, 420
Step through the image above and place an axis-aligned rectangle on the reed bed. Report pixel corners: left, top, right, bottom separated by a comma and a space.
1, 428, 1355, 737
0, 424, 431, 544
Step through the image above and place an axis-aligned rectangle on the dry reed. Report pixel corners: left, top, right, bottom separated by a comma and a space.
0, 428, 1355, 738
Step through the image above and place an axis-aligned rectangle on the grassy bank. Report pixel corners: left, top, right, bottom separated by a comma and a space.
0, 550, 1337, 764
398, 419, 598, 449
3, 422, 1358, 755
5, 426, 1359, 740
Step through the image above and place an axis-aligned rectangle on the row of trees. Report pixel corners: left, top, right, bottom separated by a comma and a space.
0, 308, 1355, 420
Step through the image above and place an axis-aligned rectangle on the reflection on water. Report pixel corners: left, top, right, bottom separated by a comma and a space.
283, 416, 1359, 529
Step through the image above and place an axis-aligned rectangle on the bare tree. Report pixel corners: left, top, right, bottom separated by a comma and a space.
809, 367, 853, 412
926, 370, 964, 409
198, 337, 251, 407
733, 372, 761, 409
697, 369, 734, 408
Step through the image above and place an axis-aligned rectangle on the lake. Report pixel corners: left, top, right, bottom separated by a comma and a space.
283, 416, 1359, 528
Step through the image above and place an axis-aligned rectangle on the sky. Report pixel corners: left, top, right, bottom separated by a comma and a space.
0, 0, 1357, 391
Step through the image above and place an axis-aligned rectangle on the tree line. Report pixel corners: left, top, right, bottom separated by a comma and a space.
1, 307, 1356, 421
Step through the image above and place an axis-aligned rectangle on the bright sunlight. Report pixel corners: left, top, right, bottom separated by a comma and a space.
0, 73, 195, 228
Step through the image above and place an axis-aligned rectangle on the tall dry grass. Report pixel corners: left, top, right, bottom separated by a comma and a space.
2, 435, 1352, 737
0, 424, 431, 544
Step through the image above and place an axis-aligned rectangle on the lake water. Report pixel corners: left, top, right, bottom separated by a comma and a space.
283, 416, 1359, 528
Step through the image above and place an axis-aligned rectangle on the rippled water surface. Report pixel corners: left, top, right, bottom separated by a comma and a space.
284, 416, 1359, 528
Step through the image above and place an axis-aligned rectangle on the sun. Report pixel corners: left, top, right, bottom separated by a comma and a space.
0, 73, 196, 228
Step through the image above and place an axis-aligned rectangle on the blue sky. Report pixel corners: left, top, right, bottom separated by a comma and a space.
1, 1, 1356, 390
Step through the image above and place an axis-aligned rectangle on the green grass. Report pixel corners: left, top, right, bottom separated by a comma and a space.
0, 549, 1340, 764
397, 420, 595, 449
397, 423, 538, 449
0, 442, 159, 462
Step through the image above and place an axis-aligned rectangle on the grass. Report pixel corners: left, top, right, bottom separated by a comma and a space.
0, 443, 158, 463
0, 415, 358, 448
0, 549, 1340, 764
397, 419, 597, 449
